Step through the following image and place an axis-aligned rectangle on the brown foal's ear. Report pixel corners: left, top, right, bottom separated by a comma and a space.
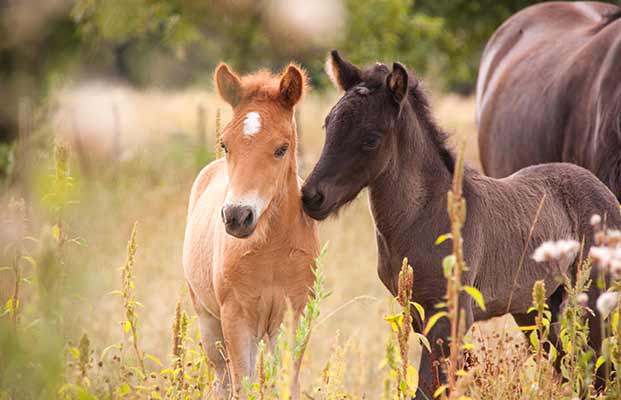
325, 50, 362, 91
386, 62, 409, 105
215, 63, 243, 107
279, 64, 307, 109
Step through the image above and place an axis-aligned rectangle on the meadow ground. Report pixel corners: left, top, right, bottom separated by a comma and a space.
1, 85, 518, 398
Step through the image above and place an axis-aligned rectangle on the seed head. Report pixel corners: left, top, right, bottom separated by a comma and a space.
596, 291, 619, 315
576, 293, 589, 307
532, 280, 546, 313
532, 239, 579, 263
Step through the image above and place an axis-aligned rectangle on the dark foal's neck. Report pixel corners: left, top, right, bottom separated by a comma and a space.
368, 99, 454, 242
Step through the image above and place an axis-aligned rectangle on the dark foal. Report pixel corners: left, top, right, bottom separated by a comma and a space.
302, 51, 621, 398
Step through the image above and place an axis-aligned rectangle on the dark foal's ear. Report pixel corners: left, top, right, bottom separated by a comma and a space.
386, 62, 409, 105
215, 63, 243, 107
326, 50, 362, 91
279, 64, 307, 109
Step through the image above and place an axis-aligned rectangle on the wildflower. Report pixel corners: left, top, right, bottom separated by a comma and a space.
608, 229, 621, 246
596, 291, 619, 315
532, 239, 579, 262
611, 259, 621, 279
576, 292, 589, 307
590, 214, 601, 226
589, 246, 612, 271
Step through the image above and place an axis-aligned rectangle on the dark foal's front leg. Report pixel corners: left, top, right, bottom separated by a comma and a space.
413, 298, 473, 400
414, 315, 450, 399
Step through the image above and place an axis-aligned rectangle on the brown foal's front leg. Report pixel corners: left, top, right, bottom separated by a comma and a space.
221, 302, 257, 399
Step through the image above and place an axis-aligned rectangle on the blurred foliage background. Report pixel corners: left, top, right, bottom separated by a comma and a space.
0, 0, 549, 143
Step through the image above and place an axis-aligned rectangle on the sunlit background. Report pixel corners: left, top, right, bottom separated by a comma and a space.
1, 0, 545, 398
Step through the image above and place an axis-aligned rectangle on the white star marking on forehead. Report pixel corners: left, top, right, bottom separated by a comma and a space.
243, 112, 261, 136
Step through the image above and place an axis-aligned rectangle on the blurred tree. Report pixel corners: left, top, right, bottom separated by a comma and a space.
414, 0, 546, 92
4, 0, 607, 145
69, 0, 547, 91
0, 1, 80, 142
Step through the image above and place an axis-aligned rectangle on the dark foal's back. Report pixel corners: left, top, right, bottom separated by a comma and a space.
476, 1, 621, 199
302, 51, 621, 399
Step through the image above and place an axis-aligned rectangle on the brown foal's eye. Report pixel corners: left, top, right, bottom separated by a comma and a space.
275, 143, 289, 158
220, 142, 228, 154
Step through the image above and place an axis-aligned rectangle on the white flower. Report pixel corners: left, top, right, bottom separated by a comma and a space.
611, 259, 621, 279
589, 246, 612, 270
596, 291, 619, 315
532, 239, 580, 263
590, 214, 602, 226
608, 230, 621, 245
576, 293, 589, 307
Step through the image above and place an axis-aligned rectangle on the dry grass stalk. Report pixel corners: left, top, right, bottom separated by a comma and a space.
120, 222, 145, 376
446, 141, 467, 397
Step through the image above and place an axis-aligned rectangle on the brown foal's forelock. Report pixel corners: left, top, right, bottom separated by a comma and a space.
302, 50, 621, 399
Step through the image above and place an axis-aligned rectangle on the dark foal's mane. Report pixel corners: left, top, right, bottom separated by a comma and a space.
360, 63, 456, 175
406, 83, 456, 175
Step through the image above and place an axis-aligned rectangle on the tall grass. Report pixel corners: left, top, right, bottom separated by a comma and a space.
2, 115, 621, 399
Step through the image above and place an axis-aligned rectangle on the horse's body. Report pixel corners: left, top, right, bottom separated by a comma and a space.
302, 51, 621, 398
477, 1, 621, 199
183, 64, 318, 398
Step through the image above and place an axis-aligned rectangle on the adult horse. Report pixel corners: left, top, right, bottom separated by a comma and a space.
183, 63, 319, 398
476, 1, 621, 200
301, 51, 621, 398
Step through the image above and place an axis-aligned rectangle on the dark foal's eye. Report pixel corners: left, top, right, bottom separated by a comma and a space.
275, 143, 289, 158
362, 134, 381, 150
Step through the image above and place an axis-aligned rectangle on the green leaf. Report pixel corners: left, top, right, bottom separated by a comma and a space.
415, 333, 431, 353
69, 347, 80, 360
433, 384, 447, 398
123, 320, 131, 333
529, 330, 539, 348
406, 364, 419, 394
434, 233, 452, 245
596, 355, 606, 370
384, 313, 403, 332
118, 383, 131, 397
101, 343, 121, 360
424, 311, 447, 335
463, 286, 486, 311
52, 224, 60, 241
442, 255, 455, 278
20, 255, 36, 268
412, 301, 425, 322
515, 325, 537, 332
145, 353, 163, 366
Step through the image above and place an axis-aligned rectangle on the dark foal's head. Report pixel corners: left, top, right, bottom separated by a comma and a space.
302, 50, 453, 220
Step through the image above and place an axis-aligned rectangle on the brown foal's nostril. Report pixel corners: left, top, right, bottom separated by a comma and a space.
222, 205, 256, 238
